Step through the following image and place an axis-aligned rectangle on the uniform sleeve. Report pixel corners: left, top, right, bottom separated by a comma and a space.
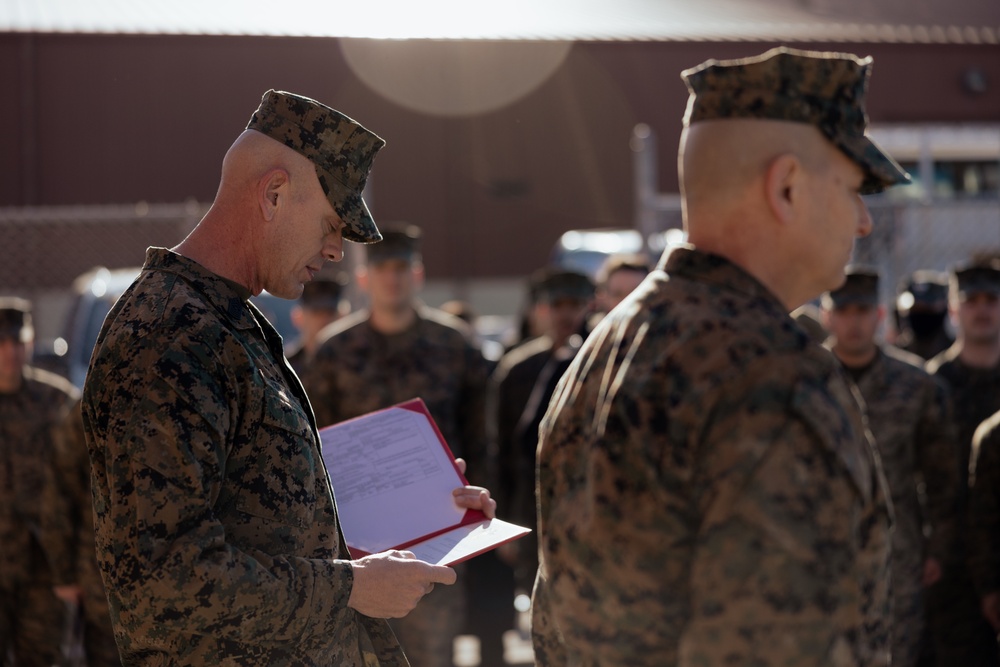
969, 413, 1000, 596
86, 332, 355, 649
916, 377, 962, 563
679, 376, 888, 667
38, 400, 87, 586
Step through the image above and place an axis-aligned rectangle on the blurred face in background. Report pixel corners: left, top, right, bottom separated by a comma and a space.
361, 258, 423, 315
824, 303, 882, 364
537, 295, 590, 349
0, 335, 28, 393
955, 291, 1000, 346
599, 268, 647, 313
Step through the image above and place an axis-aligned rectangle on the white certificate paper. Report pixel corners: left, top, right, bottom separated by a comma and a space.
318, 399, 530, 566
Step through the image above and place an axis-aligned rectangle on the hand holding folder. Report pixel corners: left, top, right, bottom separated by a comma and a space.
318, 398, 530, 566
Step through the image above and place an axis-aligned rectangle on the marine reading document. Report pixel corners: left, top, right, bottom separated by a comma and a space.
318, 398, 530, 566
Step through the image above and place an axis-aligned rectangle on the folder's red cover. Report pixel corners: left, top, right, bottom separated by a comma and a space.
318, 398, 530, 566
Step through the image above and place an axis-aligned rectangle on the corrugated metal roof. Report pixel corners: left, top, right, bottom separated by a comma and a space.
2, 0, 998, 44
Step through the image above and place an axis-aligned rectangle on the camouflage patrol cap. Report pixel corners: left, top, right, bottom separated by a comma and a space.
822, 267, 879, 309
0, 296, 33, 342
300, 270, 348, 310
247, 89, 386, 244
365, 223, 422, 264
681, 47, 909, 194
953, 261, 1000, 296
535, 269, 596, 303
897, 270, 949, 312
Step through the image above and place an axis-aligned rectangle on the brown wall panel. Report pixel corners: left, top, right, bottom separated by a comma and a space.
3, 33, 998, 281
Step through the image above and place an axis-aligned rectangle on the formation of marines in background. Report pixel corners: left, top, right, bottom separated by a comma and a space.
2, 46, 1000, 667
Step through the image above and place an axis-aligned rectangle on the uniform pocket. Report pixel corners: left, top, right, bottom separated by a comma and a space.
234, 377, 317, 529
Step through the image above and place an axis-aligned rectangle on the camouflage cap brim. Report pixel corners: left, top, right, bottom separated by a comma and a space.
957, 281, 1000, 296
825, 292, 880, 309
953, 262, 1000, 295
323, 175, 382, 244
836, 133, 910, 195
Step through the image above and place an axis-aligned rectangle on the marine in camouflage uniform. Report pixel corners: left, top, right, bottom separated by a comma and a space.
0, 297, 79, 666
287, 269, 349, 376
969, 410, 1000, 637
924, 261, 1000, 667
489, 269, 594, 592
83, 90, 459, 666
532, 47, 907, 665
822, 268, 961, 667
301, 225, 491, 667
895, 271, 954, 361
39, 399, 121, 666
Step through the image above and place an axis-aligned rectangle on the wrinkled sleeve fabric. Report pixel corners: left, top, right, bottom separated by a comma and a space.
681, 370, 882, 666
86, 328, 354, 650
536, 350, 889, 666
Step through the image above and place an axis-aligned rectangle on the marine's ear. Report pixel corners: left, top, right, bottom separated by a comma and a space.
258, 168, 291, 221
763, 152, 803, 227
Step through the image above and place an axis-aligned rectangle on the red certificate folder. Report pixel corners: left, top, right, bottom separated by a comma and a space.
318, 398, 530, 566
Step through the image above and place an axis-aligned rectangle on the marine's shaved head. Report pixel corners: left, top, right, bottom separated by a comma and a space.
218, 129, 318, 203
679, 119, 829, 222
676, 118, 868, 309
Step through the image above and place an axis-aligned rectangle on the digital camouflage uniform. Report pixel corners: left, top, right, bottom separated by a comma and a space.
836, 346, 960, 667
38, 399, 121, 666
925, 345, 1000, 666
532, 248, 894, 666
301, 305, 490, 667
970, 410, 1000, 613
83, 248, 405, 666
0, 364, 79, 666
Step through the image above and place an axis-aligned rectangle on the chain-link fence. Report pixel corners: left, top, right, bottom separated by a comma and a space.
0, 201, 208, 338
856, 198, 1000, 306
0, 197, 997, 337
640, 194, 1000, 305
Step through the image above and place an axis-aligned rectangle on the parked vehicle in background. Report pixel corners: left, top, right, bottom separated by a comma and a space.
550, 228, 644, 279
40, 265, 299, 389
550, 227, 687, 280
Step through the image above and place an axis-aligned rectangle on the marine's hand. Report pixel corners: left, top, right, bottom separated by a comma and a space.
348, 550, 456, 619
452, 457, 497, 519
452, 485, 497, 519
53, 584, 83, 605
982, 592, 1000, 632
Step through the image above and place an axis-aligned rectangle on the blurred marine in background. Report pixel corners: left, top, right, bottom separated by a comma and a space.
287, 268, 349, 374
0, 297, 80, 666
925, 260, 1000, 667
896, 269, 954, 361
821, 267, 960, 667
302, 223, 492, 667
39, 399, 121, 666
